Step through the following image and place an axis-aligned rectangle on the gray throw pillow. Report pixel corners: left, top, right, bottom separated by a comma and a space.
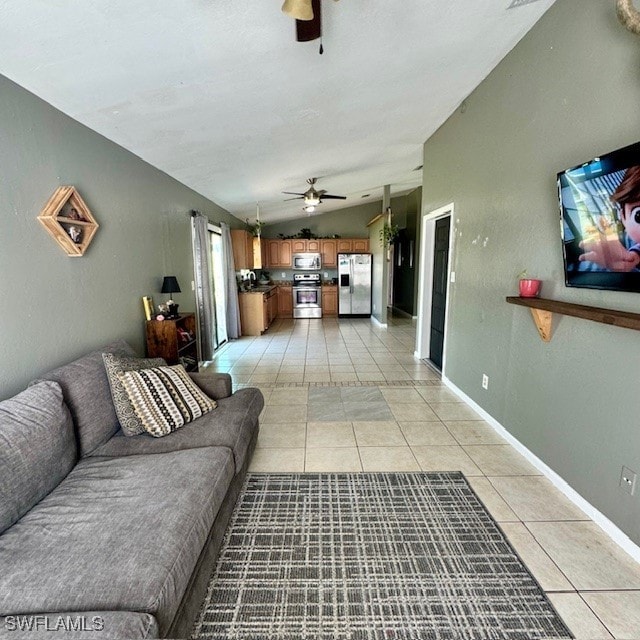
102, 353, 166, 436
118, 364, 217, 438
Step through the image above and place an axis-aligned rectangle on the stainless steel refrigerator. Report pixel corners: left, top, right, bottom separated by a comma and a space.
338, 253, 373, 317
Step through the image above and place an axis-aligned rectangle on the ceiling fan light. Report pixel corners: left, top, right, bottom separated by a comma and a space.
281, 0, 314, 21
304, 195, 320, 206
303, 205, 316, 213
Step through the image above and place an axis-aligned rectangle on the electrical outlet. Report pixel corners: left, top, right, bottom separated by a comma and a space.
450, 271, 456, 283
482, 374, 489, 390
191, 280, 195, 291
324, 272, 329, 278
620, 466, 637, 496
281, 272, 286, 278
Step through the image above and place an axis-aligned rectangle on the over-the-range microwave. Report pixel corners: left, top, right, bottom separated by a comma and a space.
292, 253, 322, 271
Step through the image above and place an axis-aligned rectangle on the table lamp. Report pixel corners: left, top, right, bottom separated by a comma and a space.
161, 276, 181, 318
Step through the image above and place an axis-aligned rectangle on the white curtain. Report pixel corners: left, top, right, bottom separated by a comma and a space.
221, 221, 241, 339
192, 212, 216, 360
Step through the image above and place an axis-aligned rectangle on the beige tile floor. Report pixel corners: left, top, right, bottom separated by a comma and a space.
204, 315, 640, 639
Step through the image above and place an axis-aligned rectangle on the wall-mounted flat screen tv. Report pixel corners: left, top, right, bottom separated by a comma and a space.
558, 140, 640, 292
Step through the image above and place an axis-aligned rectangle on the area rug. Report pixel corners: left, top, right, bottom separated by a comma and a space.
192, 472, 572, 640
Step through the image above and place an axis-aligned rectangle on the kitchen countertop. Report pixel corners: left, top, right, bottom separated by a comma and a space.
239, 284, 277, 294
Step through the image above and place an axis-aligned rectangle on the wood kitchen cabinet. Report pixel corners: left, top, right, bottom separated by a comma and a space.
321, 239, 337, 267
231, 229, 263, 269
238, 287, 278, 336
322, 285, 338, 316
277, 285, 293, 318
336, 238, 369, 253
291, 239, 321, 253
266, 239, 292, 268
352, 238, 369, 252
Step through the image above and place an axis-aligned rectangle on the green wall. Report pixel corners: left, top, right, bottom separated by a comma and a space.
0, 75, 243, 400
423, 0, 640, 544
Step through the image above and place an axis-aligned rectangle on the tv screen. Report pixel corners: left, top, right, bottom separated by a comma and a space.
558, 140, 640, 292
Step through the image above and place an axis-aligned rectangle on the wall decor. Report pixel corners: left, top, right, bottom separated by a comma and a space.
37, 186, 99, 256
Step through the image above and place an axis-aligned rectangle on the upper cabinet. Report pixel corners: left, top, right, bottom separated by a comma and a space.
336, 238, 370, 254
291, 239, 320, 253
321, 239, 337, 267
267, 239, 292, 268
231, 229, 265, 269
262, 238, 368, 268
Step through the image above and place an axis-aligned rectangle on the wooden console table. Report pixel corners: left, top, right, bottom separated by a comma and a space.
506, 296, 640, 342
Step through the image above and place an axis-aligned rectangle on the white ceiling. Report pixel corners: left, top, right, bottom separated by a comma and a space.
0, 0, 554, 224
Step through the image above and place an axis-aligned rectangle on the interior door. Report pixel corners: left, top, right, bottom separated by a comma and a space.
429, 217, 450, 369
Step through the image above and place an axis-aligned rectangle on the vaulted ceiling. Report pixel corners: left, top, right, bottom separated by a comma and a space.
0, 0, 555, 223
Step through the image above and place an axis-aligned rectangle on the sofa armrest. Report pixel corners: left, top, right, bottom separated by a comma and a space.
189, 372, 232, 399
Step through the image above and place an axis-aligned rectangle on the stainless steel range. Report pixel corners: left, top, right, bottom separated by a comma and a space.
292, 273, 322, 319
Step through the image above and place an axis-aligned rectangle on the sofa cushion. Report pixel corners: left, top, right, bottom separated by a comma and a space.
0, 381, 76, 535
33, 339, 136, 456
0, 447, 234, 635
118, 364, 217, 437
89, 387, 263, 473
0, 612, 158, 639
102, 352, 166, 437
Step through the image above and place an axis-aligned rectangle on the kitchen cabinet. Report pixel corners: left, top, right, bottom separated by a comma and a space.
352, 238, 369, 252
322, 285, 338, 316
336, 238, 369, 253
321, 239, 337, 267
266, 239, 292, 268
277, 285, 293, 318
238, 287, 278, 336
291, 239, 321, 253
231, 229, 263, 269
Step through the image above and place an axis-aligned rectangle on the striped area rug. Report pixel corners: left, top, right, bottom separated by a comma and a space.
192, 472, 572, 640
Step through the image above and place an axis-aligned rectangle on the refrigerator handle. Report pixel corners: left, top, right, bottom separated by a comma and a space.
350, 259, 354, 294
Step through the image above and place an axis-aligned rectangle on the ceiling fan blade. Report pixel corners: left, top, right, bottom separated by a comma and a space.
296, 0, 321, 41
319, 194, 347, 200
282, 191, 306, 196
284, 196, 304, 201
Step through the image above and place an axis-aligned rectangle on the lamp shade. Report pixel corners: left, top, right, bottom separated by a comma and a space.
161, 276, 181, 295
282, 0, 313, 21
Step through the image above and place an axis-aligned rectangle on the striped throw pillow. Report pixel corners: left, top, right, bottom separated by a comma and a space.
117, 365, 217, 437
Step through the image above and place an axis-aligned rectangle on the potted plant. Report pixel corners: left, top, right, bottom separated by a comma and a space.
518, 270, 542, 298
380, 222, 399, 247
250, 220, 266, 237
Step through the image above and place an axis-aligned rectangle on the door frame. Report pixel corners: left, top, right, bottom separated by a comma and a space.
415, 203, 455, 375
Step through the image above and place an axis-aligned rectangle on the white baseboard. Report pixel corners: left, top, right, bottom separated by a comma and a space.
370, 316, 388, 328
442, 375, 640, 564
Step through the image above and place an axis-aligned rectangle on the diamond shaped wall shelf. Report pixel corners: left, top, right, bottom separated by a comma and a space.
37, 186, 99, 257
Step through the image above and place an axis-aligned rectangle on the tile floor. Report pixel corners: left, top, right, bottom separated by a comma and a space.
204, 315, 640, 640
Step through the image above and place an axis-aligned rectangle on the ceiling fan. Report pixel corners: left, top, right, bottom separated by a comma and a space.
283, 178, 346, 211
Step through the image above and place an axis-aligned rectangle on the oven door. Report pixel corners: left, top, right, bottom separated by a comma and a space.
292, 253, 322, 271
292, 286, 322, 318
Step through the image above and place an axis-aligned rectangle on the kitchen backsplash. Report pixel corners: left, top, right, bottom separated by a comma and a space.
237, 268, 338, 287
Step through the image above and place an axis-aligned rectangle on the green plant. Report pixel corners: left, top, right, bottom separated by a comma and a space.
379, 222, 400, 247
250, 220, 266, 237
517, 269, 528, 280
298, 228, 316, 239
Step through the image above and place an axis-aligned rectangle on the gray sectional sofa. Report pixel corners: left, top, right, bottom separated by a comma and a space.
0, 340, 263, 639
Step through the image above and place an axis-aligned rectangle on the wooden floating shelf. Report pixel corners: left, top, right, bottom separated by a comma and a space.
506, 296, 640, 342
37, 186, 99, 257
